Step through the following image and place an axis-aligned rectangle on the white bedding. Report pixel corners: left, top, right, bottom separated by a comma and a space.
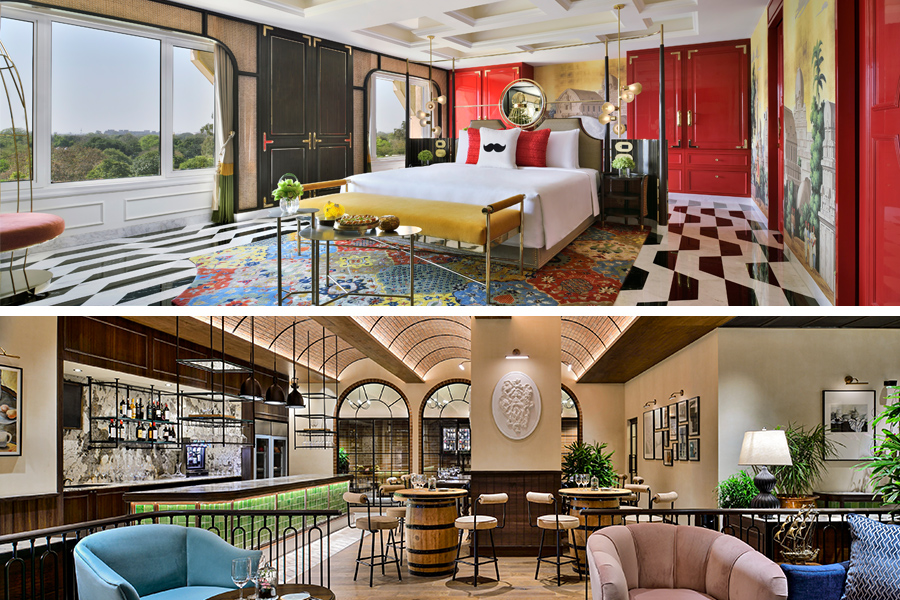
345, 163, 599, 249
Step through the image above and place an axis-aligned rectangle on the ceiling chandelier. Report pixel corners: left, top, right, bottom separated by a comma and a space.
599, 4, 643, 135
415, 35, 446, 136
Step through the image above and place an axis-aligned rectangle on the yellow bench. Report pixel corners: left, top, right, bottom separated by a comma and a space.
300, 179, 526, 303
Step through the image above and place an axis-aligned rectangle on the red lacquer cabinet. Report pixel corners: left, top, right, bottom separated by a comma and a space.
452, 62, 534, 131
628, 40, 750, 197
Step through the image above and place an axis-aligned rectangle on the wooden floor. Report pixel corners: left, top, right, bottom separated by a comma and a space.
325, 534, 587, 599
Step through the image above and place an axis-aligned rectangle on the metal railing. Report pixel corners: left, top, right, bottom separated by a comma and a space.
1, 508, 341, 600
577, 506, 898, 600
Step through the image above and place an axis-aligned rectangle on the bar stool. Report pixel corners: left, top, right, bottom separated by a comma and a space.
385, 505, 407, 562
650, 491, 678, 523
453, 492, 508, 586
343, 492, 402, 587
526, 492, 580, 585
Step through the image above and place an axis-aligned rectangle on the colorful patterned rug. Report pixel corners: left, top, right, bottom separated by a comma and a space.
172, 221, 649, 306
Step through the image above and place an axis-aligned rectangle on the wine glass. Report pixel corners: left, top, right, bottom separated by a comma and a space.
232, 557, 251, 599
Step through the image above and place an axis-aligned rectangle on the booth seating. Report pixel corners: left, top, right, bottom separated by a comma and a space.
526, 491, 580, 585
73, 524, 261, 600
453, 493, 508, 586
587, 523, 787, 600
0, 212, 65, 299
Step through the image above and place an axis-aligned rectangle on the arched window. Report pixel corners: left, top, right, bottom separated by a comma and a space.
420, 380, 470, 476
336, 381, 410, 493
561, 385, 582, 467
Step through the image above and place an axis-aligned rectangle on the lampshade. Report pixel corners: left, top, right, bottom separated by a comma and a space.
627, 82, 643, 94
601, 102, 617, 114
240, 376, 263, 400
738, 430, 793, 466
416, 110, 427, 119
264, 381, 286, 405
287, 383, 305, 408
598, 113, 612, 125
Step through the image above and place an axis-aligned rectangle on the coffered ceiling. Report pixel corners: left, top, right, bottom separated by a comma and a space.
174, 0, 767, 68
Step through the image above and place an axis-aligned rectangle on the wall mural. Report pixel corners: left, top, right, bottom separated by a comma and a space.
534, 58, 627, 139
751, 12, 769, 215
782, 0, 836, 302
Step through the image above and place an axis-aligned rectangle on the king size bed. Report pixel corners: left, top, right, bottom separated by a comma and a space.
342, 118, 602, 269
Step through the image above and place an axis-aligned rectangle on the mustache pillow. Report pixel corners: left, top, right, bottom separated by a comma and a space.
476, 127, 521, 169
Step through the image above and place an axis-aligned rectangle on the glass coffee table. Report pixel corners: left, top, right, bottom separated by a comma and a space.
287, 224, 422, 306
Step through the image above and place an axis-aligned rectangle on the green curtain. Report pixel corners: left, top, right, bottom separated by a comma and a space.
212, 45, 235, 225
213, 172, 234, 224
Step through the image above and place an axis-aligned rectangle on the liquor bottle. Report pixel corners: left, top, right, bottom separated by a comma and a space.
149, 422, 157, 441
154, 400, 160, 420
109, 419, 117, 441
127, 399, 134, 420
119, 398, 126, 418
163, 403, 171, 422
119, 420, 125, 440
135, 422, 144, 440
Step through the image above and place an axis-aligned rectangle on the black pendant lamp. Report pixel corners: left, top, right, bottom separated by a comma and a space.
265, 316, 286, 405
239, 317, 264, 401
287, 319, 305, 408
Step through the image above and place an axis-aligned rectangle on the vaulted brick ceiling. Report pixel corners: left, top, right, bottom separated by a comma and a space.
560, 316, 636, 378
352, 316, 472, 378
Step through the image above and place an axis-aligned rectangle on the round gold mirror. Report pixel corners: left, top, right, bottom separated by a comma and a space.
499, 79, 546, 129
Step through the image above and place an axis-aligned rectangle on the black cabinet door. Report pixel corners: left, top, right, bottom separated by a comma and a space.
257, 31, 352, 209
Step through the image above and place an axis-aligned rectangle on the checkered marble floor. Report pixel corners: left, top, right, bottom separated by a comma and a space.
614, 193, 832, 306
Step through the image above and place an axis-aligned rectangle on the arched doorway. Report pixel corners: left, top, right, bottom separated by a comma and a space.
561, 385, 583, 467
420, 380, 471, 477
336, 380, 410, 493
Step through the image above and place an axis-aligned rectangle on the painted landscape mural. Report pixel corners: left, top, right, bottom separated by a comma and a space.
782, 0, 836, 303
751, 12, 769, 216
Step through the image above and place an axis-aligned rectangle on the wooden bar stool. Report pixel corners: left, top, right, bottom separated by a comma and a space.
453, 492, 508, 587
526, 492, 580, 585
343, 492, 402, 587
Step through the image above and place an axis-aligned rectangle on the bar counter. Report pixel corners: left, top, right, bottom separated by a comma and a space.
124, 474, 351, 513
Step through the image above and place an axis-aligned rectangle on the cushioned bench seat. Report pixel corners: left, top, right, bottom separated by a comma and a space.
302, 192, 522, 247
0, 212, 65, 252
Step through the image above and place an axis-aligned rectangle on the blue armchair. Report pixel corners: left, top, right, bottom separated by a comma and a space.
74, 524, 262, 600
780, 563, 849, 600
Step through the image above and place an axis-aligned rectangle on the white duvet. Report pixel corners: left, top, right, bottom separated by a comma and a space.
345, 163, 599, 249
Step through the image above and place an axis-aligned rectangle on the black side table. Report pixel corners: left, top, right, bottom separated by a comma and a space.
602, 174, 647, 227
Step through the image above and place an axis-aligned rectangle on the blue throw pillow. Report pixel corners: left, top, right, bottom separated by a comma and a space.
842, 513, 900, 600
781, 563, 846, 600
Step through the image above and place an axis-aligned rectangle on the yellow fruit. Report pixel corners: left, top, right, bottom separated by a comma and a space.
324, 201, 345, 220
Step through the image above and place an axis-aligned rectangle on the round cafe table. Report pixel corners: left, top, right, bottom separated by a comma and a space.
559, 487, 632, 573
205, 583, 334, 600
393, 487, 467, 577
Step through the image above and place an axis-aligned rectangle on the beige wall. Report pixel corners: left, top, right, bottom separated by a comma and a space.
624, 331, 720, 508
470, 317, 561, 472
0, 316, 58, 497
718, 328, 899, 493
564, 367, 627, 473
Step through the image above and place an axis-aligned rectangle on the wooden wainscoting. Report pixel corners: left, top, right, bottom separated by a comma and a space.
468, 470, 562, 556
0, 493, 61, 535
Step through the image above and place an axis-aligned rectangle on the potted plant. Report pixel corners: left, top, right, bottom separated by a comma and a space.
770, 423, 840, 508
865, 387, 900, 505
611, 155, 636, 177
338, 447, 350, 474
561, 441, 618, 487
272, 176, 303, 213
716, 470, 758, 508
418, 149, 434, 166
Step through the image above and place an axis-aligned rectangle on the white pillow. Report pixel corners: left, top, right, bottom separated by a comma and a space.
455, 130, 468, 163
545, 129, 580, 169
476, 128, 520, 169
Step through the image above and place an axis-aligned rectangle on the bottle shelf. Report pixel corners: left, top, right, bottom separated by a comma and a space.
180, 415, 252, 428
92, 416, 178, 426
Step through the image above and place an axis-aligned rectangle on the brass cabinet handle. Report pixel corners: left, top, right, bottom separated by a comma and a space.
687, 110, 693, 127
676, 111, 682, 127
302, 134, 313, 150
313, 133, 323, 150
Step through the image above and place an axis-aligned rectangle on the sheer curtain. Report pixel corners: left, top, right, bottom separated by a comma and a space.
212, 45, 235, 224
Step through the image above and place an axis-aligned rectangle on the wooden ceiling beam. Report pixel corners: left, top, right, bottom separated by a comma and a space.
311, 316, 424, 384
577, 316, 734, 384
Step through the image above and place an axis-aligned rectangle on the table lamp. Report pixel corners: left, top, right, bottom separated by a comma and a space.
738, 429, 793, 508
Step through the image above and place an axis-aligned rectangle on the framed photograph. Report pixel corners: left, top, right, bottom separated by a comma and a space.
689, 439, 700, 461
654, 430, 664, 460
663, 447, 673, 466
678, 400, 688, 423
669, 414, 678, 440
823, 390, 876, 461
643, 410, 654, 459
653, 407, 663, 430
687, 397, 700, 436
0, 364, 23, 457
678, 425, 688, 461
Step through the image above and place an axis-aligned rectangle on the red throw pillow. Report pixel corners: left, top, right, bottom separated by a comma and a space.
515, 128, 551, 167
466, 128, 481, 164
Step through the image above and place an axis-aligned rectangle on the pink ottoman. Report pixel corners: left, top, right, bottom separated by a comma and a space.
1, 212, 66, 298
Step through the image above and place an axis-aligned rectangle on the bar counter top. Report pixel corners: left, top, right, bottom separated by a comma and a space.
123, 473, 352, 504
64, 474, 239, 493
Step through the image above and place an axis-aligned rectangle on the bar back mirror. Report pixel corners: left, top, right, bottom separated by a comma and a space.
499, 79, 547, 129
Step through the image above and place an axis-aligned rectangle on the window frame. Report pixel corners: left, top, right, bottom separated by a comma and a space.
0, 5, 216, 196
368, 70, 432, 168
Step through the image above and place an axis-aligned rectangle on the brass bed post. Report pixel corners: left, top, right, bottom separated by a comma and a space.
485, 210, 492, 304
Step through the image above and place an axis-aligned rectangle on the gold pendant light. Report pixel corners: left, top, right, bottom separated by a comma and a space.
599, 4, 642, 135
415, 35, 446, 136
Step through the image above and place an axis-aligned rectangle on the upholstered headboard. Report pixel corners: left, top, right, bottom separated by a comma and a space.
469, 118, 602, 170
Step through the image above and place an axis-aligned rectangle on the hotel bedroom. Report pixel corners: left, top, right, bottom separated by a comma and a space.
0, 0, 885, 307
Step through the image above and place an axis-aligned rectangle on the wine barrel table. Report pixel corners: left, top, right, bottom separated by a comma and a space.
559, 487, 632, 574
394, 487, 467, 577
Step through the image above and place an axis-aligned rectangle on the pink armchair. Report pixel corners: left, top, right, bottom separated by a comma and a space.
587, 523, 787, 600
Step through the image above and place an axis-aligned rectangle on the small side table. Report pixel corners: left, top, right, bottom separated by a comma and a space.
206, 584, 335, 600
602, 175, 647, 227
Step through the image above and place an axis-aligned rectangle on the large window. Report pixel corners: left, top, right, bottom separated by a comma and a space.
369, 71, 432, 171
0, 17, 34, 182
1, 6, 215, 192
421, 382, 470, 475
